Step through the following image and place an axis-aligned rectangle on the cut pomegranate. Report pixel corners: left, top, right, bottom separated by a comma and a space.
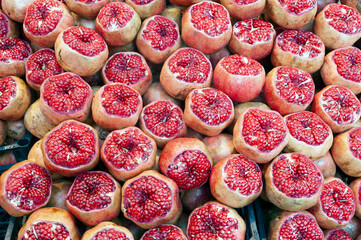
47, 180, 72, 210
66, 171, 121, 226
271, 29, 325, 74
310, 177, 356, 229
55, 26, 109, 76
42, 120, 99, 177
0, 37, 32, 77
18, 207, 80, 240
314, 3, 361, 49
214, 54, 266, 103
284, 111, 333, 160
181, 1, 232, 54
160, 47, 212, 100
25, 48, 63, 91
312, 85, 361, 133
141, 225, 187, 240
82, 221, 134, 240
101, 52, 152, 95
229, 19, 276, 60
187, 201, 246, 240
202, 133, 237, 164
95, 2, 141, 47
314, 152, 336, 179
350, 178, 361, 219
23, 0, 75, 48
221, 0, 265, 20
159, 138, 213, 191
264, 66, 315, 115
233, 107, 289, 164
210, 154, 263, 208
139, 100, 187, 148
136, 15, 180, 64
2, 0, 35, 22
324, 229, 353, 240
209, 47, 231, 69
0, 160, 52, 217
125, 0, 165, 19
39, 72, 93, 125
65, 0, 110, 19
321, 46, 361, 94
0, 9, 19, 38
161, 5, 182, 26
121, 170, 182, 229
101, 127, 157, 181
184, 88, 234, 137
143, 82, 181, 106
0, 76, 31, 121
268, 211, 324, 240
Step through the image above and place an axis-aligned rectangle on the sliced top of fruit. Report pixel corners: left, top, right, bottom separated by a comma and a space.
0, 37, 32, 62
278, 0, 316, 15
142, 225, 186, 240
129, 0, 155, 5
21, 222, 71, 240
323, 4, 361, 35
0, 11, 11, 37
332, 47, 361, 83
91, 228, 131, 240
220, 54, 264, 76
279, 213, 323, 239
233, 19, 275, 45
325, 229, 352, 240
232, 0, 258, 5
97, 2, 134, 30
348, 127, 361, 159
0, 76, 16, 111
74, 0, 104, 3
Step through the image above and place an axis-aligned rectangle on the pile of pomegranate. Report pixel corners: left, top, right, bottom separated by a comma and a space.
0, 0, 361, 239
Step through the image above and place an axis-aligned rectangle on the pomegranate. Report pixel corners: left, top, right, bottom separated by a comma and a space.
181, 186, 213, 212
65, 0, 110, 19
125, 0, 166, 19
159, 138, 213, 191
6, 119, 26, 140
309, 177, 356, 229
213, 54, 266, 103
161, 5, 182, 26
312, 85, 361, 133
109, 41, 137, 56
202, 133, 236, 164
343, 216, 361, 239
82, 221, 134, 240
139, 100, 187, 148
1, 0, 35, 22
143, 82, 181, 106
95, 2, 141, 47
0, 37, 32, 77
23, 0, 75, 48
101, 52, 152, 95
321, 46, 361, 95
271, 29, 325, 74
121, 170, 182, 229
184, 88, 234, 136
136, 15, 180, 64
0, 151, 16, 165
314, 152, 336, 179
42, 120, 99, 177
350, 178, 361, 219
160, 47, 212, 100
0, 76, 31, 121
39, 72, 93, 125
181, 1, 232, 55
54, 26, 109, 76
141, 224, 187, 240
47, 180, 72, 210
314, 3, 361, 49
101, 127, 157, 181
0, 120, 5, 146
324, 229, 353, 240
92, 83, 142, 131
118, 218, 146, 240
264, 67, 315, 115
209, 47, 230, 69
221, 0, 265, 20
187, 201, 246, 240
233, 107, 289, 164
18, 207, 80, 240
25, 49, 63, 91
0, 9, 19, 38
268, 211, 324, 240
0, 160, 52, 217
169, 0, 201, 7
229, 19, 276, 60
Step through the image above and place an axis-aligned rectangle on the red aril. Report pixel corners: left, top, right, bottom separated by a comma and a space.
349, 178, 361, 219
47, 180, 72, 210
82, 221, 134, 240
161, 5, 182, 26
141, 225, 186, 240
181, 186, 213, 212
125, 0, 165, 19
65, 0, 110, 19
143, 82, 181, 106
314, 152, 336, 179
202, 133, 236, 164
221, 0, 265, 20
324, 229, 353, 240
2, 0, 35, 22
0, 9, 19, 38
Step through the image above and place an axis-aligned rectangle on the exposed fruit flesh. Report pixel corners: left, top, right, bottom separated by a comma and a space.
42, 73, 90, 114
320, 86, 360, 125
129, 0, 154, 5
223, 155, 262, 195
325, 229, 352, 240
0, 12, 10, 37
190, 2, 230, 37
75, 0, 103, 3
189, 88, 233, 126
142, 225, 185, 240
20, 222, 70, 240
168, 48, 210, 83
44, 121, 97, 168
0, 37, 31, 62
332, 47, 361, 83
233, 19, 274, 45
62, 26, 107, 57
320, 179, 355, 223
348, 128, 361, 159
24, 0, 63, 36
242, 109, 288, 152
97, 2, 133, 30
91, 229, 130, 240
220, 54, 263, 75
142, 16, 178, 51
279, 213, 323, 239
5, 163, 51, 212
324, 4, 361, 34
67, 172, 116, 211
0, 77, 16, 111
232, 0, 257, 4
286, 111, 330, 145
276, 30, 323, 58
123, 175, 172, 223
101, 84, 140, 117
278, 0, 316, 15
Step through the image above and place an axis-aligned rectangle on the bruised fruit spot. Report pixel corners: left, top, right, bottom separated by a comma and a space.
5, 163, 51, 211
279, 214, 323, 239
278, 0, 316, 15
332, 47, 361, 83
91, 229, 130, 240
67, 172, 116, 211
0, 37, 31, 62
0, 77, 16, 111
325, 229, 352, 240
220, 54, 263, 75
324, 4, 361, 34
21, 222, 70, 240
0, 12, 9, 37
233, 19, 274, 45
348, 127, 361, 159
97, 3, 134, 30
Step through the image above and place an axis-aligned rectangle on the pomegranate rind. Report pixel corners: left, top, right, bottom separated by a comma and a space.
143, 82, 182, 107
66, 171, 122, 226
313, 152, 337, 179
65, 0, 110, 19
100, 127, 157, 181
125, 0, 166, 19
349, 178, 361, 219
221, 0, 266, 20
342, 216, 361, 239
324, 229, 353, 240
141, 224, 187, 240
0, 160, 52, 217
0, 120, 6, 146
169, 0, 201, 7
47, 180, 72, 210
202, 133, 237, 165
0, 76, 31, 121
2, 0, 35, 22
121, 170, 182, 229
82, 221, 134, 240
210, 154, 263, 208
18, 207, 80, 240
0, 9, 19, 38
